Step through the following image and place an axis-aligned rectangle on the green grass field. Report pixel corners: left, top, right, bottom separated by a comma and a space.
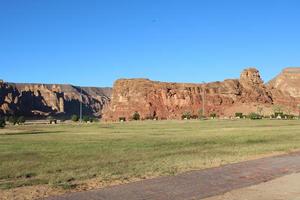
0, 120, 300, 190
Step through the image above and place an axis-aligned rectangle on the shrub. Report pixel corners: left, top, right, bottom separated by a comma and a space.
182, 112, 191, 120
191, 115, 198, 119
47, 116, 57, 124
9, 116, 17, 125
283, 114, 295, 120
0, 117, 5, 128
92, 118, 99, 122
71, 115, 79, 122
82, 116, 90, 123
17, 116, 25, 124
235, 113, 243, 118
274, 112, 284, 118
210, 113, 217, 119
198, 109, 204, 119
132, 112, 140, 121
248, 112, 262, 120
119, 117, 126, 122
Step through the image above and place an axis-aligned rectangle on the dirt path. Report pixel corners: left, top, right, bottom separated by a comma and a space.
45, 151, 300, 200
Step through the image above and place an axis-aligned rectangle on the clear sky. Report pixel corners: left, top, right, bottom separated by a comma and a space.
1, 0, 300, 87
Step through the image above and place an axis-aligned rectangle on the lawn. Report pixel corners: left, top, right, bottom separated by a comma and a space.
0, 120, 300, 191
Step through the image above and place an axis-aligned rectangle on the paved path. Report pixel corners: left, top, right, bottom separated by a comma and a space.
204, 173, 300, 200
45, 151, 300, 200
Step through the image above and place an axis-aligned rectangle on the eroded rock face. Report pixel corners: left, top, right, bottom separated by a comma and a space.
268, 68, 300, 98
103, 68, 299, 121
0, 82, 112, 117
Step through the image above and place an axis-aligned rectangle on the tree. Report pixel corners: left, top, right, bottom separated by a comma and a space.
71, 114, 79, 122
198, 109, 204, 119
9, 116, 17, 125
0, 117, 5, 128
182, 111, 191, 120
119, 117, 126, 122
17, 116, 25, 124
83, 116, 90, 123
257, 106, 263, 116
273, 105, 283, 114
235, 113, 243, 118
210, 113, 217, 119
248, 112, 262, 120
47, 116, 57, 124
132, 112, 140, 120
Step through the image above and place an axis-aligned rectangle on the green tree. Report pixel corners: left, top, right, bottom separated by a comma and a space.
198, 109, 204, 119
83, 116, 90, 123
210, 113, 217, 119
9, 116, 17, 125
71, 115, 79, 122
257, 106, 263, 116
17, 116, 26, 124
132, 112, 140, 120
0, 117, 5, 128
273, 105, 283, 114
47, 116, 57, 124
248, 112, 262, 120
235, 113, 243, 118
182, 111, 191, 120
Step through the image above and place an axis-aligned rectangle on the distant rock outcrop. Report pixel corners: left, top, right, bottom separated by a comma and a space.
0, 81, 112, 118
103, 68, 300, 121
268, 68, 300, 98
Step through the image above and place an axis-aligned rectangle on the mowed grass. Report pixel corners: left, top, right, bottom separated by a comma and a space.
0, 120, 300, 190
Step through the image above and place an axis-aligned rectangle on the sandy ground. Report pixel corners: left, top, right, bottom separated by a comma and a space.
204, 173, 300, 200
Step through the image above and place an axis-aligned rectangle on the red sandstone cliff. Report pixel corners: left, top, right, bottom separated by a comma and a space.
103, 68, 300, 121
0, 80, 111, 117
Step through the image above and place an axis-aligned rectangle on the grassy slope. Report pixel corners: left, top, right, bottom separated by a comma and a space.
0, 120, 300, 189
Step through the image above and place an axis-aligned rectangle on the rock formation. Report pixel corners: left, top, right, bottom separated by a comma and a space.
268, 68, 300, 98
103, 68, 300, 121
0, 81, 112, 118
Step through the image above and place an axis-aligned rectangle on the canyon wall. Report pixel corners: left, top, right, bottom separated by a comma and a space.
103, 68, 300, 121
0, 80, 111, 118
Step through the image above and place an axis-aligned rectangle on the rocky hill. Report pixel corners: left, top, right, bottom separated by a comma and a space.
103, 68, 300, 121
0, 80, 111, 118
268, 68, 300, 98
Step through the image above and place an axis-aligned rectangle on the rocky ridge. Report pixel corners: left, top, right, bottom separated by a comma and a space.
103, 68, 300, 121
0, 80, 111, 118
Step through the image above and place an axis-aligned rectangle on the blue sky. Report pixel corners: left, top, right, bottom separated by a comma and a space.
1, 0, 300, 87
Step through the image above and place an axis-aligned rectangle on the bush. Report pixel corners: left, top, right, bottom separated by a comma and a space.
283, 114, 295, 120
71, 115, 79, 122
92, 118, 99, 122
198, 109, 204, 119
9, 116, 17, 125
274, 112, 284, 118
82, 116, 90, 123
182, 112, 191, 120
248, 112, 262, 120
47, 116, 57, 124
210, 113, 217, 119
0, 117, 5, 128
119, 117, 126, 122
17, 116, 25, 124
191, 115, 198, 119
235, 113, 243, 118
132, 112, 140, 121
